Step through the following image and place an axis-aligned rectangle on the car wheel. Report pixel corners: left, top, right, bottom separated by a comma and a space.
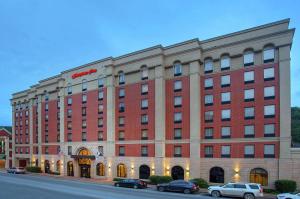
244, 193, 255, 199
133, 185, 138, 189
211, 190, 221, 198
158, 187, 164, 192
183, 189, 191, 194
115, 184, 120, 187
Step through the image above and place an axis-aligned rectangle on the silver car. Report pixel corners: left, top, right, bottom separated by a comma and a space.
208, 182, 263, 199
277, 192, 300, 199
7, 167, 26, 174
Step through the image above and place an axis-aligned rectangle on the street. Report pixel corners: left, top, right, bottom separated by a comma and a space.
0, 172, 216, 199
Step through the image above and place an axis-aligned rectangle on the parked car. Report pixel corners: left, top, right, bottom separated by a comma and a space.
114, 179, 147, 189
7, 167, 26, 174
277, 192, 300, 199
208, 182, 263, 199
157, 180, 199, 194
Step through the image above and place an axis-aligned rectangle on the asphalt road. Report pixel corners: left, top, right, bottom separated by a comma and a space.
0, 172, 216, 199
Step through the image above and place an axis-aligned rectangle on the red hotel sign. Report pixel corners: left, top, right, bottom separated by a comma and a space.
72, 69, 97, 79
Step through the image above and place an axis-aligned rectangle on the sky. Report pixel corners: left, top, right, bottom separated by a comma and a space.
0, 0, 300, 126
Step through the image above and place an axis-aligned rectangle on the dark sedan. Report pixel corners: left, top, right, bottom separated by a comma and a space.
157, 180, 199, 194
114, 179, 147, 189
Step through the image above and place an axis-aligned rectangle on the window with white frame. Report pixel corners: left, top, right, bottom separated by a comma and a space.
119, 88, 125, 98
221, 92, 231, 104
221, 56, 230, 70
264, 124, 275, 137
244, 50, 254, 66
82, 94, 87, 103
174, 80, 182, 91
221, 109, 231, 121
264, 144, 275, 158
141, 84, 148, 94
205, 111, 214, 122
118, 71, 125, 84
221, 146, 231, 157
67, 98, 72, 105
244, 145, 254, 157
205, 128, 213, 139
174, 96, 182, 107
204, 58, 213, 73
221, 127, 231, 138
244, 89, 255, 101
141, 99, 148, 109
82, 79, 87, 91
98, 90, 104, 100
245, 107, 255, 119
204, 78, 213, 89
263, 47, 275, 63
174, 112, 182, 123
204, 95, 213, 105
173, 61, 182, 76
244, 71, 255, 83
264, 67, 275, 80
264, 105, 275, 118
264, 86, 275, 99
221, 75, 230, 87
244, 125, 255, 137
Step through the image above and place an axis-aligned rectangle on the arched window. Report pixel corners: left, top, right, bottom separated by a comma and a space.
263, 45, 275, 63
67, 161, 74, 176
250, 168, 268, 186
56, 160, 61, 173
209, 167, 224, 183
244, 49, 254, 66
173, 61, 182, 76
171, 166, 184, 180
44, 160, 50, 174
67, 83, 72, 95
118, 71, 125, 85
141, 65, 148, 80
221, 55, 230, 70
204, 58, 213, 73
139, 165, 150, 179
96, 163, 105, 176
82, 79, 87, 91
117, 163, 127, 178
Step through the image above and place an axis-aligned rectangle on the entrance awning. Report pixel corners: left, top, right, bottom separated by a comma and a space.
70, 155, 95, 160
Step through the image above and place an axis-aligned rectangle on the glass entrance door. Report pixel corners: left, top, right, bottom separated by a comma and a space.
80, 164, 91, 178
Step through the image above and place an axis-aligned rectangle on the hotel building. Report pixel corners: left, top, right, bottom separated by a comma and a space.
11, 19, 300, 188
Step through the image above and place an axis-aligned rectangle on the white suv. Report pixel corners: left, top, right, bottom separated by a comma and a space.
208, 183, 263, 199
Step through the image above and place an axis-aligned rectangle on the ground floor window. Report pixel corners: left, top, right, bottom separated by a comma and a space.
56, 160, 61, 173
117, 163, 127, 178
171, 166, 184, 180
139, 165, 150, 179
96, 163, 105, 176
44, 160, 50, 174
67, 161, 74, 176
250, 168, 268, 186
210, 167, 224, 183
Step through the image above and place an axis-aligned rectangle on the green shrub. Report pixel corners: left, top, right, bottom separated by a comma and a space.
275, 180, 297, 193
190, 178, 209, 188
113, 177, 125, 182
25, 166, 42, 173
263, 189, 280, 194
149, 175, 173, 185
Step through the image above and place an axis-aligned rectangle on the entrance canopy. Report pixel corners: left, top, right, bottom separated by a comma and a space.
70, 155, 95, 160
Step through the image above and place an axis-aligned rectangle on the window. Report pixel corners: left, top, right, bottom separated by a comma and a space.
205, 111, 214, 122
98, 118, 103, 127
118, 71, 125, 85
174, 146, 182, 157
98, 104, 104, 113
174, 80, 182, 91
141, 84, 148, 94
204, 58, 213, 73
210, 167, 224, 183
26, 137, 29, 144
98, 131, 103, 141
67, 84, 72, 94
45, 114, 48, 121
45, 103, 49, 111
221, 146, 231, 158
141, 146, 148, 156
264, 67, 275, 81
82, 120, 87, 128
174, 128, 182, 139
82, 107, 86, 116
119, 146, 125, 156
67, 109, 72, 118
96, 163, 105, 176
244, 50, 254, 66
141, 65, 148, 80
204, 95, 213, 106
141, 99, 148, 109
244, 89, 255, 102
98, 77, 104, 87
244, 145, 255, 158
221, 55, 230, 70
221, 92, 231, 104
244, 71, 255, 84
204, 78, 213, 89
263, 47, 275, 63
67, 98, 72, 105
141, 114, 148, 124
119, 102, 125, 112
244, 125, 255, 138
245, 107, 255, 119
173, 61, 182, 76
264, 105, 275, 118
25, 110, 29, 116
98, 146, 104, 156
82, 132, 87, 141
119, 117, 125, 126
82, 94, 87, 103
141, 129, 148, 140
264, 124, 275, 137
67, 121, 72, 130
98, 90, 104, 100
82, 79, 87, 91
174, 96, 182, 107
264, 86, 275, 99
221, 75, 230, 87
67, 133, 72, 142
45, 146, 49, 154
264, 145, 275, 158
45, 93, 49, 101
221, 127, 231, 138
174, 112, 182, 123
205, 128, 213, 139
118, 131, 125, 140
119, 88, 125, 98
221, 109, 231, 121
205, 146, 213, 157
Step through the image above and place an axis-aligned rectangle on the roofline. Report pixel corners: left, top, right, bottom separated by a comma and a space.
0, 128, 12, 135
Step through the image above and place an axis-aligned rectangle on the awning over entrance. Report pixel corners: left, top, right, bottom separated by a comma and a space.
70, 155, 95, 160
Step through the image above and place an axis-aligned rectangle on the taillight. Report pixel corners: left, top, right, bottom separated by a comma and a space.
260, 188, 263, 193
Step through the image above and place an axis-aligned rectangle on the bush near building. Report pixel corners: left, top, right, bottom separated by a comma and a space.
25, 166, 42, 173
190, 178, 209, 188
275, 179, 297, 193
149, 175, 173, 184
